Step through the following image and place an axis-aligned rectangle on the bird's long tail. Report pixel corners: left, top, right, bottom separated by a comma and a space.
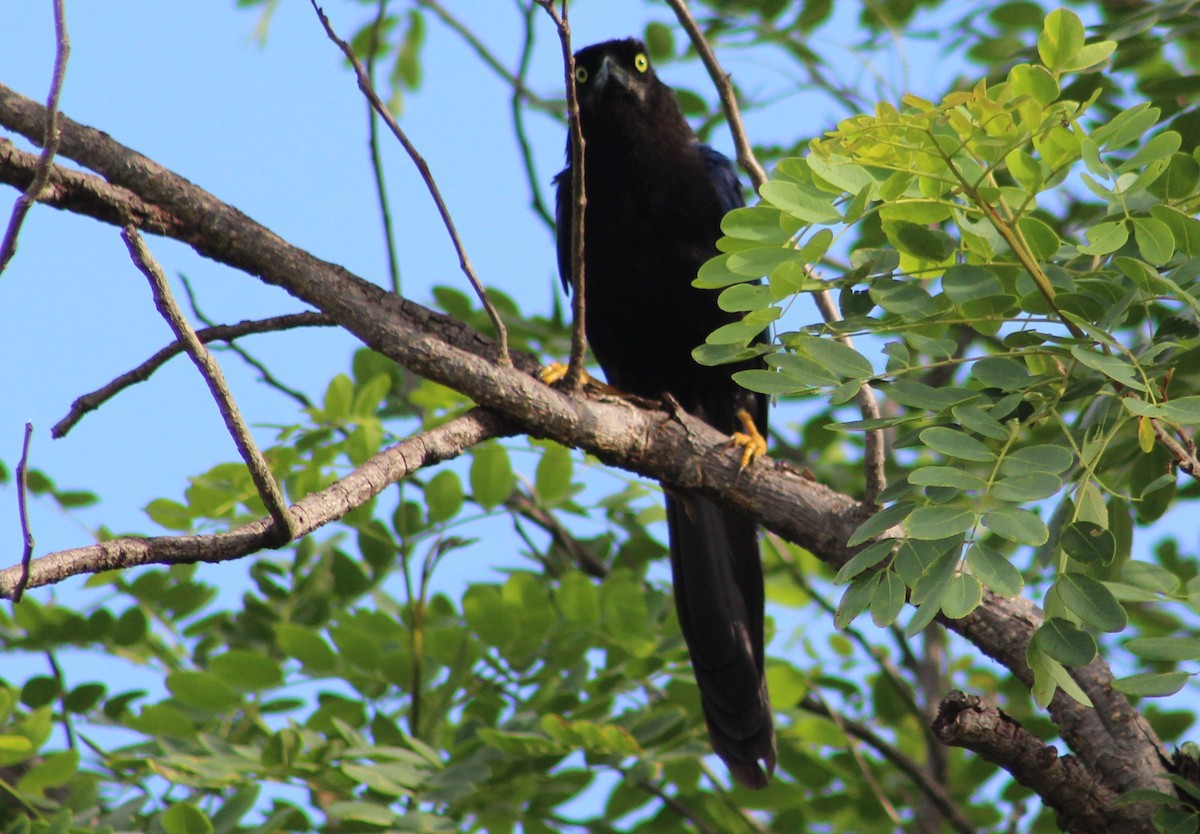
665, 490, 776, 788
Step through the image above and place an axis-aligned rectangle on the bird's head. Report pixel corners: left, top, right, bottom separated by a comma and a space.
572, 38, 660, 115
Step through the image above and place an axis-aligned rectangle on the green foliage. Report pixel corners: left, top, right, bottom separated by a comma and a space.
701, 8, 1200, 715
5, 1, 1200, 833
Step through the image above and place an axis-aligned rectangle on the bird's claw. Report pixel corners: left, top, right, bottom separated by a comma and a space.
728, 408, 767, 470
540, 362, 593, 387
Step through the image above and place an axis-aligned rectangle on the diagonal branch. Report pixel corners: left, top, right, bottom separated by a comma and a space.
310, 1, 511, 366
932, 691, 1140, 834
53, 311, 332, 438
122, 226, 298, 543
0, 409, 512, 597
12, 422, 35, 603
0, 0, 69, 276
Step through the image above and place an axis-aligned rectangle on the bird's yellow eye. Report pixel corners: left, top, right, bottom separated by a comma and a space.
575, 66, 589, 84
634, 53, 649, 73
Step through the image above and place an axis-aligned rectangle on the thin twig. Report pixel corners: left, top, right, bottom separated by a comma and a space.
13, 422, 35, 603
310, 2, 510, 365
511, 1, 555, 230
0, 409, 512, 598
1151, 417, 1198, 478
46, 651, 76, 750
414, 0, 557, 112
812, 689, 905, 829
121, 226, 298, 543
52, 312, 331, 439
178, 275, 319, 411
812, 286, 887, 503
365, 0, 401, 294
0, 0, 69, 276
536, 0, 588, 390
663, 0, 766, 190
799, 694, 976, 834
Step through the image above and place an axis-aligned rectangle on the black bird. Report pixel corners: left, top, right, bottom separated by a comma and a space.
553, 38, 776, 788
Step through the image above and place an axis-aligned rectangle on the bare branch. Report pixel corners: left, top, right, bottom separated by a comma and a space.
932, 691, 1150, 834
0, 409, 512, 598
511, 1, 555, 230
663, 0, 766, 190
12, 422, 35, 603
310, 2, 510, 366
365, 0, 402, 295
122, 226, 298, 543
0, 0, 69, 276
53, 312, 332, 439
536, 0, 588, 390
0, 138, 183, 236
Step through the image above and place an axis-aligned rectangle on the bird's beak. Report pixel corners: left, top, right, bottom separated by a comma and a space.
593, 55, 631, 94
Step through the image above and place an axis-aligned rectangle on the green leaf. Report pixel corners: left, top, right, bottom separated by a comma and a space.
1018, 216, 1060, 260
721, 206, 791, 244
870, 571, 907, 627
1112, 672, 1190, 697
942, 264, 1003, 304
1055, 573, 1127, 632
733, 369, 805, 395
919, 427, 995, 462
886, 221, 954, 261
999, 444, 1074, 475
470, 443, 515, 509
905, 505, 976, 540
966, 543, 1023, 597
971, 357, 1032, 390
162, 805, 214, 834
1077, 220, 1129, 256
145, 498, 192, 532
1035, 618, 1097, 666
909, 466, 987, 491
991, 472, 1062, 502
323, 374, 354, 421
209, 650, 283, 690
953, 404, 1009, 440
940, 574, 983, 619
981, 506, 1048, 545
1061, 521, 1116, 565
425, 469, 464, 523
166, 671, 239, 711
799, 336, 874, 379
16, 750, 79, 794
1070, 345, 1147, 391
1037, 8, 1085, 71
1061, 39, 1116, 72
836, 573, 880, 629
760, 180, 842, 223
849, 503, 912, 547
534, 443, 573, 505
1092, 103, 1161, 152
275, 624, 338, 671
1125, 637, 1200, 662
1132, 217, 1176, 266
836, 539, 896, 584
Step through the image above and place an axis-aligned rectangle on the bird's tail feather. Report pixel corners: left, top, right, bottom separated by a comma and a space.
665, 490, 776, 789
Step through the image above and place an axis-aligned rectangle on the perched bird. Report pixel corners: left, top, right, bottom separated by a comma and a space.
553, 38, 776, 788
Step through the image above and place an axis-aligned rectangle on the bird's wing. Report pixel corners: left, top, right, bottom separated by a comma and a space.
697, 144, 744, 214
553, 168, 572, 295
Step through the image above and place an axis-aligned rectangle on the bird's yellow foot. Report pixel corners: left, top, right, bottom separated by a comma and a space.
730, 408, 767, 470
539, 362, 581, 386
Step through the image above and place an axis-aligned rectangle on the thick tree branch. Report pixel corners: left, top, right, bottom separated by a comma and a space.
0, 83, 1170, 824
53, 311, 332, 438
0, 409, 512, 597
932, 691, 1142, 834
